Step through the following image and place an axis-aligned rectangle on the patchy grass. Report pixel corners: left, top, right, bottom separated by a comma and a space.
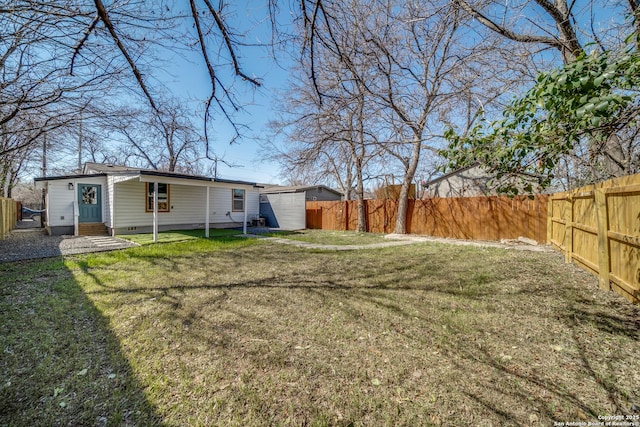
2, 235, 639, 426
265, 229, 388, 245
119, 228, 240, 245
0, 258, 161, 426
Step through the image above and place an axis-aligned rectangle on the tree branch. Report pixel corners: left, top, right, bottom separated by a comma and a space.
202, 0, 262, 87
93, 0, 160, 114
70, 14, 100, 76
453, 0, 565, 50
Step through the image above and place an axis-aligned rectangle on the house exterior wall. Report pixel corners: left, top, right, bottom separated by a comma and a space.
423, 165, 541, 198
112, 180, 260, 234
423, 166, 492, 198
46, 176, 107, 235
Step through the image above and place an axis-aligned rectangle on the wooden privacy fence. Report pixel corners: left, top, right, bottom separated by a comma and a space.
0, 197, 17, 239
549, 174, 640, 304
307, 195, 548, 243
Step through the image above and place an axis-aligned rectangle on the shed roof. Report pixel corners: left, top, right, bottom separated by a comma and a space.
260, 184, 342, 196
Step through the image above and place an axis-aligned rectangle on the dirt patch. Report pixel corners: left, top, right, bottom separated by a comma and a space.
384, 233, 554, 252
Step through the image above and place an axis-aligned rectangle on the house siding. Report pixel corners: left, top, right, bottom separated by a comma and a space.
424, 166, 491, 198
113, 180, 260, 233
46, 177, 107, 234
423, 165, 541, 198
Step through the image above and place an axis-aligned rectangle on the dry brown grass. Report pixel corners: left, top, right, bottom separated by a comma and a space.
2, 235, 639, 426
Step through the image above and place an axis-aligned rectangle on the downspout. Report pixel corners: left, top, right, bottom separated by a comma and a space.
243, 189, 248, 235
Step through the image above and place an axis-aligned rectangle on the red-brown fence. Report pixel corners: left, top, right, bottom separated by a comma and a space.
307, 195, 548, 243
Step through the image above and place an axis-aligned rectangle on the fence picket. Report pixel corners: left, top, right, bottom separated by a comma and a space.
548, 175, 640, 304
0, 197, 17, 239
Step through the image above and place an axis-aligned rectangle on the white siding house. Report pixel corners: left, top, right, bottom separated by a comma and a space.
35, 163, 261, 236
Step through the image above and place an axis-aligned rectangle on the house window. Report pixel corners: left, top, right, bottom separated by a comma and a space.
146, 183, 170, 212
232, 189, 245, 212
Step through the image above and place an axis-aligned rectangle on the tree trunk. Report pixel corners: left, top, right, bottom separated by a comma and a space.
355, 162, 367, 232
393, 136, 421, 234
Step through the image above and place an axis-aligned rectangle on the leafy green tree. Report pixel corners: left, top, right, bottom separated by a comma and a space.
441, 38, 640, 194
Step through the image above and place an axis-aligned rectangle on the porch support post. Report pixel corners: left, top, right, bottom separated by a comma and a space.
153, 182, 158, 243
243, 191, 248, 235
205, 185, 210, 238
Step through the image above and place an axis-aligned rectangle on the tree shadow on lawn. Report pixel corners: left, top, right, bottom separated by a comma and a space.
60, 242, 640, 425
0, 258, 163, 426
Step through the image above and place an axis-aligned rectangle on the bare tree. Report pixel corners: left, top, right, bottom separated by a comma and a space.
269, 42, 387, 231
301, 0, 481, 234
2, 1, 272, 183
0, 1, 158, 184
100, 100, 204, 173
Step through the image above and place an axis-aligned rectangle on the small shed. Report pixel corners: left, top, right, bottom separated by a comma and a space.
259, 185, 342, 229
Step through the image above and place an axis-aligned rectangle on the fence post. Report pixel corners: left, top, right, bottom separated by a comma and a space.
594, 188, 611, 291
546, 197, 552, 244
344, 200, 349, 231
563, 195, 573, 263
0, 199, 4, 239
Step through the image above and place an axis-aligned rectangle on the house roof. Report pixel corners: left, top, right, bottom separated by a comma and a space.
34, 173, 107, 182
259, 184, 342, 196
83, 162, 139, 174
36, 163, 259, 187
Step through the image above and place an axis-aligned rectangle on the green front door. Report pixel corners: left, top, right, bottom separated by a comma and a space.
78, 184, 102, 223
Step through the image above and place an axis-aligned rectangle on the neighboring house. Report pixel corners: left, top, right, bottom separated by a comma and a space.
34, 162, 261, 236
259, 184, 343, 229
421, 164, 542, 198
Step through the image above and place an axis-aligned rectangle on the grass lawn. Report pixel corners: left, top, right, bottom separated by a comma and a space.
1, 233, 639, 426
119, 227, 240, 245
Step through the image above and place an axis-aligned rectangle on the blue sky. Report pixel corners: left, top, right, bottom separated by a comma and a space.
74, 1, 631, 186
157, 2, 297, 185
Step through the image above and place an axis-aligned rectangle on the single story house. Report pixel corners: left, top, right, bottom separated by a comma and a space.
34, 163, 261, 237
259, 184, 343, 229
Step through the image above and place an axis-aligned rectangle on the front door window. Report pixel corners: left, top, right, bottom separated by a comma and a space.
78, 184, 102, 223
82, 186, 98, 205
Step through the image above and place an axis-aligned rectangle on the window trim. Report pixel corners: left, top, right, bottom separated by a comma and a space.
232, 188, 245, 212
145, 182, 171, 213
